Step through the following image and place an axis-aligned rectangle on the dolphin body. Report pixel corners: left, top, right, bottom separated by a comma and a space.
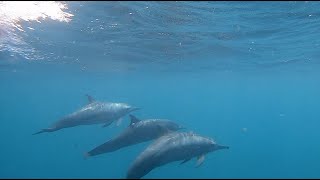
85, 115, 183, 157
126, 132, 229, 179
33, 95, 140, 135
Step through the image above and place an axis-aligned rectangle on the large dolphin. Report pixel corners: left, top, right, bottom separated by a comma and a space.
126, 132, 229, 179
33, 95, 140, 135
85, 115, 183, 157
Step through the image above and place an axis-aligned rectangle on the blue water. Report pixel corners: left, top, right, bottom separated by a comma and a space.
1, 1, 320, 178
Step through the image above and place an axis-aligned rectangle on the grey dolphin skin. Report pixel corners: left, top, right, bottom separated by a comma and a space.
126, 132, 229, 179
85, 115, 183, 157
33, 95, 140, 135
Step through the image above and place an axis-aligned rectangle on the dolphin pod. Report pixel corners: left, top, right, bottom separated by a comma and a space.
33, 95, 229, 178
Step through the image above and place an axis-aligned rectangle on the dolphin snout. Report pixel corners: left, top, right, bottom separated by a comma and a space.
129, 107, 141, 112
217, 145, 229, 150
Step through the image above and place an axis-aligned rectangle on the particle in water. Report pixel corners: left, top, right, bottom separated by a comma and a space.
242, 127, 247, 133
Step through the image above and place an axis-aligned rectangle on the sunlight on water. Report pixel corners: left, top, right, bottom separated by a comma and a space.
0, 1, 73, 31
0, 1, 73, 60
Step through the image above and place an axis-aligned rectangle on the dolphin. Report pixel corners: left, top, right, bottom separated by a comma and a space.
85, 115, 183, 157
33, 95, 140, 135
126, 132, 229, 179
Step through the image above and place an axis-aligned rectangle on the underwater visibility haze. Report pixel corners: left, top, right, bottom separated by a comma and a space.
1, 1, 320, 179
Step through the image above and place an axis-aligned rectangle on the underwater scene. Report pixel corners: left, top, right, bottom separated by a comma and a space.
0, 1, 320, 179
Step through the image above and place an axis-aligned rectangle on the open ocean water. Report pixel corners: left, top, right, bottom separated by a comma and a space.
1, 1, 320, 179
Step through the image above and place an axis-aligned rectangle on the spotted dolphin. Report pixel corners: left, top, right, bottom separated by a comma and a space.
126, 132, 229, 179
85, 115, 183, 157
33, 95, 140, 135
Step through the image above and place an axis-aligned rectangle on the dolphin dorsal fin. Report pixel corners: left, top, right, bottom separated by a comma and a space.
129, 114, 141, 126
85, 94, 95, 104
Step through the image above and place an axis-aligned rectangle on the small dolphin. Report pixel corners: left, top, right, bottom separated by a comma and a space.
85, 115, 183, 157
126, 132, 229, 179
33, 95, 140, 135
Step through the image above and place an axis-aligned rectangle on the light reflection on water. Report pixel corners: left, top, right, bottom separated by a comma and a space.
0, 1, 73, 60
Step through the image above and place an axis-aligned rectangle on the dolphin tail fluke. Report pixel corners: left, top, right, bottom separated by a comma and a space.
32, 129, 47, 135
84, 152, 91, 159
32, 128, 56, 135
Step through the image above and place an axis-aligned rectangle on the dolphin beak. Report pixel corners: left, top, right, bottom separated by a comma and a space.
178, 125, 185, 130
217, 145, 229, 150
130, 107, 141, 112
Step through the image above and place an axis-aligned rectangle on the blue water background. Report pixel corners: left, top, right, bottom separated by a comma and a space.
1, 1, 320, 178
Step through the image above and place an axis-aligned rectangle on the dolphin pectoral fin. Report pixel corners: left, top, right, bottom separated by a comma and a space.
116, 117, 123, 127
180, 158, 192, 165
195, 154, 206, 168
102, 121, 113, 128
85, 94, 95, 104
